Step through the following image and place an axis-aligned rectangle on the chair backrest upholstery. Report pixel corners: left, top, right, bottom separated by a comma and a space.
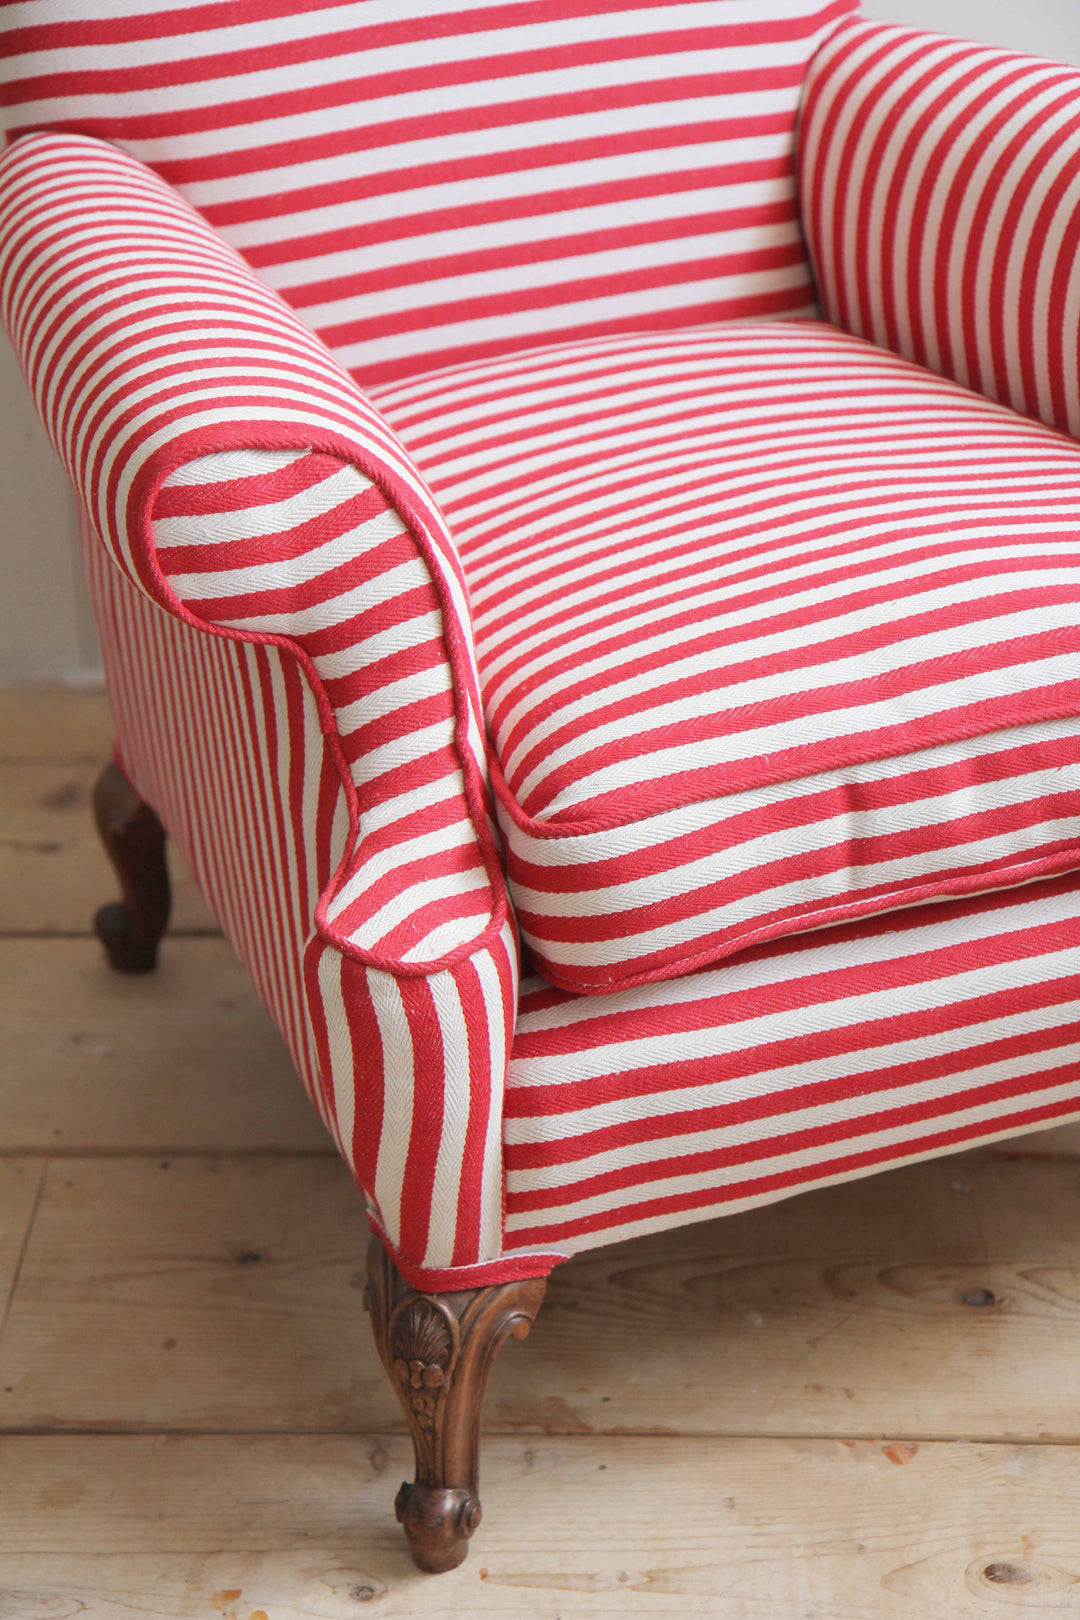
1, 0, 859, 386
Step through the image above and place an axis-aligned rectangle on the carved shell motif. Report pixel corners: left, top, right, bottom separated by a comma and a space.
390, 1299, 458, 1431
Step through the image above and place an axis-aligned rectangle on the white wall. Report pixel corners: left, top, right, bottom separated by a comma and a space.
3, 0, 1080, 684
861, 0, 1080, 63
0, 329, 98, 686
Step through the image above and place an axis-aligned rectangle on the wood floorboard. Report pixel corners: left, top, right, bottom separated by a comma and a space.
8, 687, 1080, 1611
0, 758, 217, 935
0, 1160, 47, 1342
5, 1152, 1080, 1442
0, 939, 330, 1154
982, 1119, 1080, 1157
1, 1432, 1078, 1618
0, 1155, 389, 1434
0, 686, 114, 760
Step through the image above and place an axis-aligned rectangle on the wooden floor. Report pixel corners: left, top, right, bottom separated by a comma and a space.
5, 691, 1080, 1618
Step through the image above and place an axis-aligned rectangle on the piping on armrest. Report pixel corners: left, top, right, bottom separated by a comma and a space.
0, 130, 510, 977
152, 446, 507, 973
798, 19, 1080, 441
0, 131, 528, 1278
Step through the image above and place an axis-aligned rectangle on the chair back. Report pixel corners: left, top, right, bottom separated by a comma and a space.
1, 0, 859, 384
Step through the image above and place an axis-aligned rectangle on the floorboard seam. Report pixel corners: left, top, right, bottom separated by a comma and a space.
0, 1148, 338, 1159
0, 1427, 1078, 1444
0, 1160, 46, 1348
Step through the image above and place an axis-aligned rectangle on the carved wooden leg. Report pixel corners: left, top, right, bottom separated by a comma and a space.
365, 1235, 546, 1573
91, 760, 171, 973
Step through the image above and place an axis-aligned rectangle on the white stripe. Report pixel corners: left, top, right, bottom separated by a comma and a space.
506, 1077, 1080, 1229
513, 878, 1080, 1041
424, 976, 471, 1270
504, 1103, 1080, 1249
508, 1002, 1080, 1157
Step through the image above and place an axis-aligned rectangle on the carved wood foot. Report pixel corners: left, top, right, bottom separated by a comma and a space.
91, 760, 171, 973
365, 1235, 546, 1573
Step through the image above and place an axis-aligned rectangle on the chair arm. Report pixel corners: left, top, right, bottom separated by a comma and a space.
798, 19, 1080, 440
0, 130, 505, 963
0, 131, 525, 1283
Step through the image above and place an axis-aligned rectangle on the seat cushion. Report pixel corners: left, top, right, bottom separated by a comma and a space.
503, 872, 1080, 1258
369, 319, 1080, 993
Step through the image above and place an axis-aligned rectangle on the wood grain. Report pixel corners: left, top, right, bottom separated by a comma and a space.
0, 1156, 392, 1433
0, 760, 217, 934
0, 940, 330, 1154
9, 686, 1080, 1612
6, 1152, 1080, 1441
366, 1235, 547, 1572
1, 1433, 1078, 1617
0, 1159, 46, 1338
0, 687, 113, 760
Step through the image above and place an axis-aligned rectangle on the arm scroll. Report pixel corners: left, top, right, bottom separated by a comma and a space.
0, 131, 520, 1281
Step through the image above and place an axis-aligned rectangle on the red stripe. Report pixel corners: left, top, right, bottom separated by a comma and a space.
3, 0, 851, 89
506, 1093, 1080, 1246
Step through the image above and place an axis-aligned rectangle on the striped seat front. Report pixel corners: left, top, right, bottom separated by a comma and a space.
370, 319, 1080, 993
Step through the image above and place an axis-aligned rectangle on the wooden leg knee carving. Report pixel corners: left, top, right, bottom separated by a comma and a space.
365, 1236, 546, 1573
92, 760, 171, 973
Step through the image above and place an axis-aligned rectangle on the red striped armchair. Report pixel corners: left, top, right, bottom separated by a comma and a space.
5, 0, 1080, 1572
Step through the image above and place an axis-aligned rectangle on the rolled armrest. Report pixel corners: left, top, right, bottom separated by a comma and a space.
0, 130, 503, 970
0, 132, 524, 1282
799, 19, 1080, 440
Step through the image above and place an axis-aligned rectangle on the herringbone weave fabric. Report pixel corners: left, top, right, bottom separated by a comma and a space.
503, 873, 1080, 1256
1, 0, 857, 384
5, 7, 1080, 1287
0, 131, 531, 1286
372, 320, 1080, 993
799, 20, 1080, 442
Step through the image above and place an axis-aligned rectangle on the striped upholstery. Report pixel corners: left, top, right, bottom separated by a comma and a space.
799, 21, 1080, 442
372, 320, 1080, 993
153, 448, 496, 966
0, 131, 536, 1287
505, 872, 1080, 1257
0, 0, 858, 386
5, 5, 1080, 1289
90, 518, 528, 1285
81, 512, 351, 1141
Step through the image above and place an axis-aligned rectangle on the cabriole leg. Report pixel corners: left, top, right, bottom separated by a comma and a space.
91, 759, 171, 973
365, 1235, 546, 1573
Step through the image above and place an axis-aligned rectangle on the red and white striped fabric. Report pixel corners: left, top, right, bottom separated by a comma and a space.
372, 319, 1080, 993
799, 20, 1080, 442
89, 530, 526, 1283
504, 871, 1080, 1257
0, 0, 857, 386
153, 448, 496, 967
8, 6, 1080, 1288
82, 519, 351, 1136
0, 131, 537, 1287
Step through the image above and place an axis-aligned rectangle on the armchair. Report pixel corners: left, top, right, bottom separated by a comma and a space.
5, 0, 1080, 1572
